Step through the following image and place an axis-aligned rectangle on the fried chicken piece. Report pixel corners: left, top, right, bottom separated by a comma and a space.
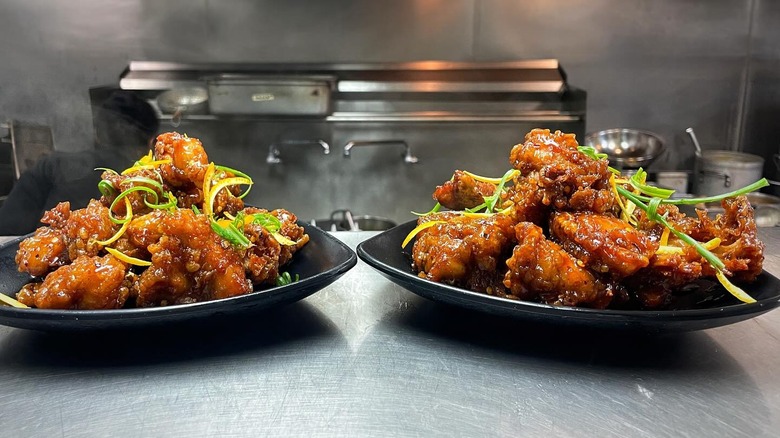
15, 226, 68, 277
504, 173, 549, 224
268, 208, 309, 265
152, 131, 243, 215
433, 170, 496, 210
506, 129, 616, 219
624, 196, 763, 308
692, 196, 764, 282
550, 212, 658, 279
411, 213, 516, 295
135, 208, 252, 307
15, 200, 116, 277
241, 207, 309, 286
16, 254, 134, 309
99, 167, 166, 217
503, 222, 616, 308
62, 199, 117, 261
154, 131, 209, 189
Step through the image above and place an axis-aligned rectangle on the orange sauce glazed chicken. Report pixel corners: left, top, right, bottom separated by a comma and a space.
12, 132, 308, 310
405, 129, 767, 309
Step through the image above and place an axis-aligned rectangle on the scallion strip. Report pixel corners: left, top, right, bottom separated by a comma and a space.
210, 218, 252, 249
629, 179, 769, 205
628, 168, 674, 199
275, 271, 299, 286
216, 165, 254, 199
109, 186, 161, 223
251, 213, 282, 233
98, 180, 116, 198
617, 186, 725, 271
412, 202, 442, 217
483, 169, 519, 213
121, 176, 164, 192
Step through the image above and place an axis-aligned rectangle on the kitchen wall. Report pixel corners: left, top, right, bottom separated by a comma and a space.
1, 0, 779, 218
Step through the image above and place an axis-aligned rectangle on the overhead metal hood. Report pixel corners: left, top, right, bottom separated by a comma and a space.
118, 60, 585, 123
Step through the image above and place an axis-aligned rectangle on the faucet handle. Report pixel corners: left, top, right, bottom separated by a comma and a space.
342, 139, 418, 164
266, 139, 331, 164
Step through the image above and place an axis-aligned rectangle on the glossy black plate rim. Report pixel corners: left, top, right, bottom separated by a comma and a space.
356, 220, 780, 330
0, 222, 357, 330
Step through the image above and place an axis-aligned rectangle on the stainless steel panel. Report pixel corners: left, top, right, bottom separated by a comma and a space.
742, 0, 780, 188
208, 78, 332, 116
475, 0, 752, 172
202, 0, 475, 62
475, 0, 751, 61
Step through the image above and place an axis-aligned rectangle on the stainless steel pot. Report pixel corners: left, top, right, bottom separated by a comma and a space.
694, 150, 764, 196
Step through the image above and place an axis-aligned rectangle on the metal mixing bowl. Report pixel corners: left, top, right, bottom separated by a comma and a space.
583, 128, 666, 169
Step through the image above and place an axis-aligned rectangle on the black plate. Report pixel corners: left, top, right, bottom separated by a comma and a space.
0, 222, 357, 331
357, 220, 780, 332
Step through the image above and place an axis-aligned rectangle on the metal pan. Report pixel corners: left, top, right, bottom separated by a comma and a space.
156, 87, 209, 127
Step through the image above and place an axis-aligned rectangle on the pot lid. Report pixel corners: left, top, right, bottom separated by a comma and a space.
701, 150, 764, 168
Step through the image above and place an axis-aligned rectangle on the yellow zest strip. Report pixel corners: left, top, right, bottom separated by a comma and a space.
702, 237, 722, 251
105, 247, 152, 267
121, 159, 172, 175
660, 227, 671, 246
402, 220, 445, 248
656, 245, 684, 255
202, 163, 216, 216
207, 177, 253, 216
462, 170, 504, 185
610, 174, 631, 223
0, 293, 29, 309
95, 198, 133, 246
272, 232, 297, 246
716, 271, 756, 304
463, 211, 493, 218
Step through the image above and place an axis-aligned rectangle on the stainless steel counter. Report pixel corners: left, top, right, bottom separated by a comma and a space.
0, 230, 779, 437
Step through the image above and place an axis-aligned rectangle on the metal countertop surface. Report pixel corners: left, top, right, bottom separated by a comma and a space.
0, 230, 779, 438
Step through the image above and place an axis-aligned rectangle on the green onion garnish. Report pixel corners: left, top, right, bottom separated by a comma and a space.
275, 271, 299, 286
210, 218, 252, 249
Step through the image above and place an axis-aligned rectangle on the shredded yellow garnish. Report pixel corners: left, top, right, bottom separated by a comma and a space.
659, 227, 671, 246
402, 220, 445, 248
207, 177, 253, 216
702, 237, 722, 251
463, 211, 494, 218
462, 170, 505, 185
716, 271, 757, 304
202, 163, 216, 216
105, 247, 152, 267
610, 173, 634, 224
656, 245, 684, 255
121, 159, 172, 175
272, 232, 297, 246
0, 293, 29, 308
95, 198, 133, 246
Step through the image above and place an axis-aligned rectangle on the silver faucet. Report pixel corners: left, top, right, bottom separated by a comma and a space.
266, 139, 330, 164
343, 140, 418, 164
